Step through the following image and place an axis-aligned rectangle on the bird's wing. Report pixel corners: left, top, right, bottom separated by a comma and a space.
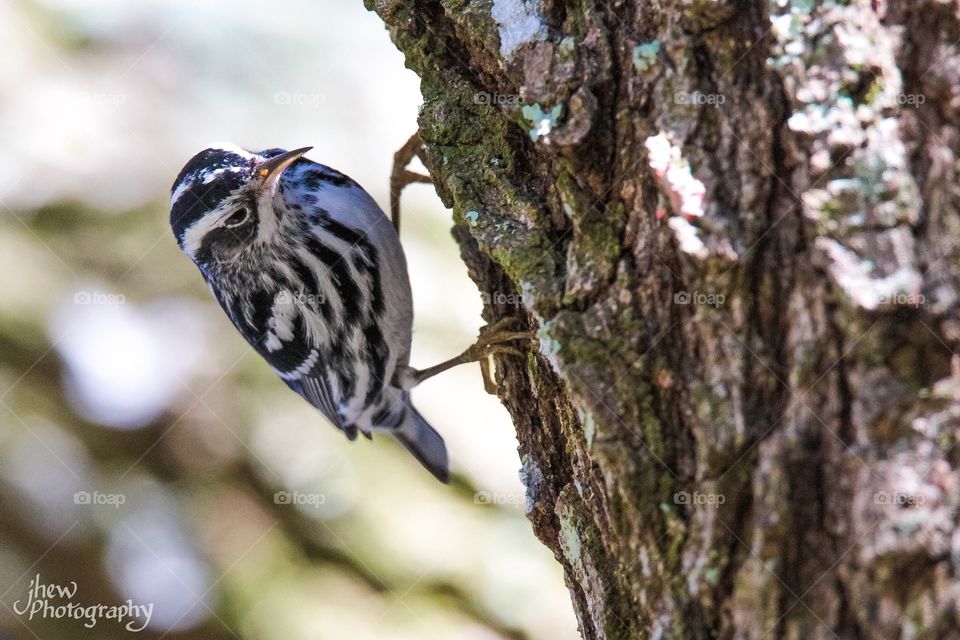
284, 368, 358, 440
209, 280, 358, 439
262, 302, 358, 440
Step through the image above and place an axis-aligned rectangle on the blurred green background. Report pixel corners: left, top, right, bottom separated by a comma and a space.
0, 1, 578, 638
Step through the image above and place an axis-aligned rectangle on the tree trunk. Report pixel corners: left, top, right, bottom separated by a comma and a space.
366, 0, 960, 637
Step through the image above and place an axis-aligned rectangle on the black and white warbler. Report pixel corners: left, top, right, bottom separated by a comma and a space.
169, 143, 530, 482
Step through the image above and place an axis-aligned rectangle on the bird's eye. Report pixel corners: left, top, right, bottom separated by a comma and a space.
223, 207, 251, 228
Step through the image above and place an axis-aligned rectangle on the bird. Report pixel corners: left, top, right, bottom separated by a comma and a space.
169, 143, 531, 482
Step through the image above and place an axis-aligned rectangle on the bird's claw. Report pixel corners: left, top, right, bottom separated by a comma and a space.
472, 318, 535, 394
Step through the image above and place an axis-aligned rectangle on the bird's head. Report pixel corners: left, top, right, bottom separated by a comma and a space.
169, 144, 311, 267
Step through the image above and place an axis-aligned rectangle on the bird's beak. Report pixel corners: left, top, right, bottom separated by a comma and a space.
256, 147, 312, 186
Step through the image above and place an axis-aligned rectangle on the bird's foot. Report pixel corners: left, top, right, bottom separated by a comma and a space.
465, 318, 536, 395
404, 318, 535, 394
390, 132, 432, 233
462, 318, 533, 361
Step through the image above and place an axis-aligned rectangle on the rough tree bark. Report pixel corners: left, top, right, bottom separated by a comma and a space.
367, 0, 960, 638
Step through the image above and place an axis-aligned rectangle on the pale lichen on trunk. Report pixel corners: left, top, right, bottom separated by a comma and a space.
366, 0, 960, 637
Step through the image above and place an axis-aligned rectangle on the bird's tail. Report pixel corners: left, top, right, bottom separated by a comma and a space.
393, 405, 449, 483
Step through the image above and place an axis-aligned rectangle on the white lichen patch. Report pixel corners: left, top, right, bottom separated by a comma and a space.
536, 320, 564, 377
816, 233, 922, 311
492, 0, 548, 58
645, 133, 710, 257
668, 217, 708, 259
519, 454, 544, 515
521, 103, 563, 141
520, 280, 536, 312
632, 40, 661, 72
645, 133, 706, 220
577, 407, 598, 449
558, 510, 583, 570
771, 0, 924, 314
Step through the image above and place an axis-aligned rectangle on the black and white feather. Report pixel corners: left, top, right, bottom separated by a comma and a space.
169, 144, 448, 482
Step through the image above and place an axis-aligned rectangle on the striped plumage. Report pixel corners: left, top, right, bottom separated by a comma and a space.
169, 145, 448, 481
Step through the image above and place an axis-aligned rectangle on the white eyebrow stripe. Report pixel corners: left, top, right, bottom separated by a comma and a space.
173, 165, 246, 207
170, 178, 195, 208
181, 206, 229, 257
